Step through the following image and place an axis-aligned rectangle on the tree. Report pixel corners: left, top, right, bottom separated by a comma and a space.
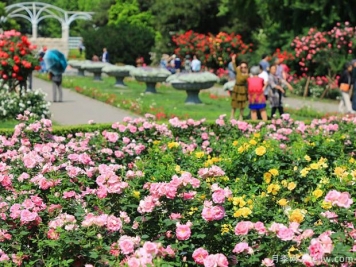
81, 23, 155, 65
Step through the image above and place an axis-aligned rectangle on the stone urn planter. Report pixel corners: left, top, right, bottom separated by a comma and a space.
82, 62, 109, 81
102, 65, 136, 87
68, 60, 91, 76
130, 67, 171, 94
167, 72, 218, 104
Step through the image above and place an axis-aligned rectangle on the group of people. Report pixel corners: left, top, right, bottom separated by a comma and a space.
160, 54, 202, 74
230, 54, 293, 121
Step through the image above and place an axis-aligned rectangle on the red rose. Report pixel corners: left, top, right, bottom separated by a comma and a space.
13, 65, 19, 72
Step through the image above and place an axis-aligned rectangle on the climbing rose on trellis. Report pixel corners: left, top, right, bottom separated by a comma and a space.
0, 30, 40, 92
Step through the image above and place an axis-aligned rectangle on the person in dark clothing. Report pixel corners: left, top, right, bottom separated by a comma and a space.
338, 62, 355, 114
49, 72, 63, 102
351, 60, 356, 110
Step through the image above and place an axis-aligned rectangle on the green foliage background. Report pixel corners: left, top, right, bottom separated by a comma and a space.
1, 0, 356, 62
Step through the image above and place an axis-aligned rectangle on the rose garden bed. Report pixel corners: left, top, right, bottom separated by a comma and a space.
0, 112, 355, 266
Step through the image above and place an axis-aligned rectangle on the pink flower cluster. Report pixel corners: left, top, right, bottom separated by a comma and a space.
201, 200, 225, 221
198, 165, 225, 178
192, 248, 228, 267
110, 236, 175, 266
324, 190, 353, 208
82, 213, 123, 232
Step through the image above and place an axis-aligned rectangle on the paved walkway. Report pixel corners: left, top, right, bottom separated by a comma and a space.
32, 77, 138, 125
206, 87, 339, 113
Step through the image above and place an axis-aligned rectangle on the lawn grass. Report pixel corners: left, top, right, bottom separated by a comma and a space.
37, 73, 326, 122
0, 119, 60, 129
0, 119, 20, 129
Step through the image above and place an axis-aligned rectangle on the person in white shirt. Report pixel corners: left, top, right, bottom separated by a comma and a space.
191, 55, 201, 72
102, 48, 109, 63
258, 64, 269, 100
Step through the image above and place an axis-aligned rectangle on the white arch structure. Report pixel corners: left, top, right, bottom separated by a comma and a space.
3, 2, 93, 40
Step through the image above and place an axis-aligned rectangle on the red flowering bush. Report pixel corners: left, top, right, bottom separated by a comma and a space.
172, 31, 252, 69
0, 30, 40, 92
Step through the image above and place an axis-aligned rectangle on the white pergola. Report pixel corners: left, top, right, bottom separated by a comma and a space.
2, 2, 93, 40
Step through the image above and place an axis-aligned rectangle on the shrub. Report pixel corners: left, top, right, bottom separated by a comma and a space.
0, 90, 50, 120
81, 23, 155, 65
0, 30, 40, 92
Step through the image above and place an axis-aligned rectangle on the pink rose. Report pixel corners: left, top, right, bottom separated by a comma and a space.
202, 207, 214, 222
301, 229, 314, 239
308, 240, 325, 261
232, 242, 253, 254
324, 190, 340, 203
169, 213, 182, 220
119, 239, 135, 255
336, 192, 353, 208
203, 254, 228, 267
20, 209, 37, 223
107, 215, 122, 231
262, 258, 275, 266
212, 206, 225, 221
127, 257, 140, 267
254, 221, 267, 235
301, 254, 315, 267
277, 226, 294, 241
143, 241, 158, 255
234, 221, 254, 236
212, 189, 226, 204
192, 247, 209, 265
176, 222, 192, 241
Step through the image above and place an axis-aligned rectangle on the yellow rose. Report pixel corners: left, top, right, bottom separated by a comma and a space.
313, 189, 323, 198
260, 192, 266, 197
267, 184, 281, 195
263, 172, 272, 184
269, 169, 279, 176
132, 191, 140, 198
349, 157, 355, 164
232, 140, 239, 146
334, 167, 345, 177
234, 207, 252, 218
300, 168, 310, 177
168, 142, 179, 149
249, 139, 257, 145
195, 151, 205, 159
175, 165, 181, 173
287, 182, 296, 191
289, 209, 305, 223
254, 133, 260, 138
309, 163, 319, 170
152, 140, 161, 145
255, 146, 267, 156
321, 201, 332, 209
314, 219, 323, 226
238, 146, 245, 153
304, 155, 311, 161
293, 166, 298, 171
281, 180, 288, 187
277, 198, 288, 206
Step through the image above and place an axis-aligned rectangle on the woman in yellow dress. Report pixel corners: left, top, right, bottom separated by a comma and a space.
230, 54, 249, 120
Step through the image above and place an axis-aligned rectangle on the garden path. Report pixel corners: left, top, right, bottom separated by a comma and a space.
32, 77, 139, 125
207, 87, 340, 114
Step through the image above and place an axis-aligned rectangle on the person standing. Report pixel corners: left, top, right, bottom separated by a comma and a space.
102, 48, 109, 63
247, 66, 267, 121
228, 58, 236, 80
184, 55, 192, 73
191, 55, 201, 72
78, 38, 85, 57
267, 64, 293, 118
338, 62, 355, 114
49, 72, 63, 103
352, 60, 356, 111
230, 54, 249, 120
258, 64, 269, 100
174, 55, 181, 73
259, 54, 270, 72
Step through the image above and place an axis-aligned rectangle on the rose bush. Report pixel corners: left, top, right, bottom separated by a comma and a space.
0, 30, 40, 92
0, 89, 50, 119
0, 112, 355, 266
